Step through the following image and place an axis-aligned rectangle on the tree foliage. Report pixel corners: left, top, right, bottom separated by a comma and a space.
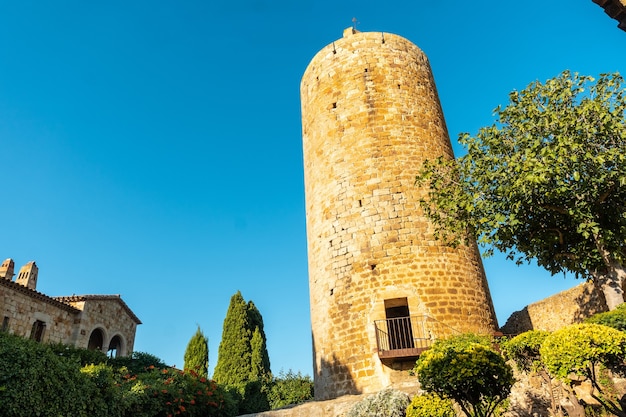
414, 334, 514, 417
540, 323, 626, 416
417, 71, 626, 309
585, 302, 626, 331
267, 370, 314, 410
213, 291, 271, 414
184, 326, 209, 378
501, 330, 550, 373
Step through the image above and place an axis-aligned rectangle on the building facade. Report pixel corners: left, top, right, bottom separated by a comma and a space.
301, 29, 498, 399
0, 258, 140, 357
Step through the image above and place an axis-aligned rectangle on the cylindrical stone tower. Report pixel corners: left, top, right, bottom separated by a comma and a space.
301, 28, 498, 400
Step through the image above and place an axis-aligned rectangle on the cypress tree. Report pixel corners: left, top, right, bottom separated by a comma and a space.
213, 291, 253, 385
247, 301, 271, 381
183, 325, 209, 378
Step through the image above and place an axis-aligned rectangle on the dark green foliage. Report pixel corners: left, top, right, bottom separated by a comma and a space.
213, 291, 272, 414
0, 332, 96, 417
49, 341, 108, 366
0, 333, 236, 417
406, 393, 455, 417
415, 334, 514, 417
214, 291, 253, 385
586, 303, 626, 331
184, 326, 209, 378
108, 350, 168, 374
345, 388, 410, 417
267, 370, 314, 409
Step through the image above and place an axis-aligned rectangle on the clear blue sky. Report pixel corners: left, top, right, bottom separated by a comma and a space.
1, 1, 624, 377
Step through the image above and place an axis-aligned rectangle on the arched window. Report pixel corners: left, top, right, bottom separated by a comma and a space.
107, 335, 123, 358
88, 328, 105, 351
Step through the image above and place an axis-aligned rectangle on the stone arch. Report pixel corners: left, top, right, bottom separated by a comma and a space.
107, 333, 127, 358
87, 327, 107, 352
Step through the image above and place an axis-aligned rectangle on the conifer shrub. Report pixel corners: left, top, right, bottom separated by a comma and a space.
405, 393, 455, 417
184, 326, 209, 378
345, 388, 410, 417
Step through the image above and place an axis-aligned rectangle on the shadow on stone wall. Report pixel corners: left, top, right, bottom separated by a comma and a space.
500, 281, 609, 335
313, 333, 360, 401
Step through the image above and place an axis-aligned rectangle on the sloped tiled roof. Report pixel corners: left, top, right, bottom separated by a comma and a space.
54, 294, 142, 324
0, 278, 80, 314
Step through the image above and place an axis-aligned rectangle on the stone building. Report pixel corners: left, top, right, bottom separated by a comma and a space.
301, 29, 498, 400
0, 258, 140, 357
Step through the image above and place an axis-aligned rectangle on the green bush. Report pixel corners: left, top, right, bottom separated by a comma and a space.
49, 341, 109, 366
109, 351, 168, 374
501, 330, 550, 372
0, 332, 96, 417
345, 388, 410, 417
406, 393, 455, 417
267, 370, 314, 409
415, 334, 513, 417
585, 304, 626, 332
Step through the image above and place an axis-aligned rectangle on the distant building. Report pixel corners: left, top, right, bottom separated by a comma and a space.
593, 0, 626, 31
0, 258, 140, 357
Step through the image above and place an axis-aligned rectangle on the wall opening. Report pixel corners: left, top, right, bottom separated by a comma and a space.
1, 316, 9, 331
30, 320, 46, 342
384, 298, 414, 350
88, 328, 105, 351
108, 335, 122, 358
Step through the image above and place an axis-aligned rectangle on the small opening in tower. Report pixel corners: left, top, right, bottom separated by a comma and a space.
397, 84, 401, 89
364, 68, 368, 72
370, 264, 377, 270
332, 102, 337, 109
330, 288, 334, 296
358, 199, 362, 207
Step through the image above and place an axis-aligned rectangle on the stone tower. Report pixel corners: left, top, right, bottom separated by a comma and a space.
16, 261, 38, 290
0, 258, 15, 280
301, 29, 498, 400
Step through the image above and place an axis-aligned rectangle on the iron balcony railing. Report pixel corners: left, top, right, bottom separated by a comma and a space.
374, 315, 460, 359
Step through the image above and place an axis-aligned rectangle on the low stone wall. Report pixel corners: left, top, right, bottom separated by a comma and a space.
238, 394, 364, 417
500, 281, 607, 335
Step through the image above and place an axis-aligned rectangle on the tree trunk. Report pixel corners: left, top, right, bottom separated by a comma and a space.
592, 235, 626, 311
594, 261, 626, 310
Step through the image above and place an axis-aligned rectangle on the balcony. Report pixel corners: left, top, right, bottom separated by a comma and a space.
374, 315, 460, 360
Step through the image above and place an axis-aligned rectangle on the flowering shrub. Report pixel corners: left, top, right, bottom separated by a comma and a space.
117, 366, 235, 417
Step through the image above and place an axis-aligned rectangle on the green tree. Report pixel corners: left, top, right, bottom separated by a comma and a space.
267, 370, 313, 410
184, 325, 209, 378
213, 291, 272, 414
414, 334, 514, 417
417, 71, 626, 309
213, 291, 252, 385
540, 323, 626, 417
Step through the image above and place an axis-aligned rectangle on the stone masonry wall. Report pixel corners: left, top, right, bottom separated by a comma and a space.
301, 29, 499, 400
500, 281, 607, 335
0, 279, 78, 344
64, 297, 138, 355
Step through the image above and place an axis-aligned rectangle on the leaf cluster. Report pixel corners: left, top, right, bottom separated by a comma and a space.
415, 334, 514, 417
406, 393, 455, 417
585, 303, 626, 331
501, 330, 550, 373
266, 370, 314, 410
417, 71, 626, 279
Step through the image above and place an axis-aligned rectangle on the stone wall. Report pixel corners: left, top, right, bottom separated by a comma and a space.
0, 278, 78, 344
301, 28, 498, 400
500, 281, 607, 335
